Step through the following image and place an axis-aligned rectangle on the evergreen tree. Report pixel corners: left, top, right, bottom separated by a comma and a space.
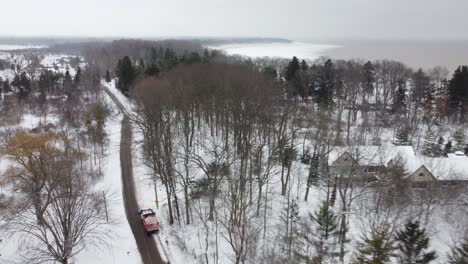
263, 66, 277, 79
74, 67, 81, 86
395, 127, 411, 146
315, 59, 337, 110
447, 237, 468, 264
38, 71, 50, 100
448, 66, 468, 121
3, 79, 11, 93
11, 74, 20, 90
444, 140, 453, 155
304, 201, 339, 263
393, 79, 407, 114
412, 69, 431, 104
452, 129, 465, 151
385, 156, 410, 205
163, 48, 178, 69
363, 61, 375, 94
304, 151, 319, 202
353, 225, 396, 264
395, 220, 437, 264
116, 56, 135, 95
285, 56, 300, 81
19, 72, 30, 93
145, 64, 160, 77
423, 129, 437, 157
187, 52, 201, 64
301, 60, 309, 72
433, 136, 444, 157
105, 70, 111, 83
63, 70, 73, 95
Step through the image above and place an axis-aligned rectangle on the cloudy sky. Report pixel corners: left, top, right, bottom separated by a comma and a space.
4, 0, 468, 40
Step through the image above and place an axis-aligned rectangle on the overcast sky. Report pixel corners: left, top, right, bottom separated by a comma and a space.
4, 0, 468, 41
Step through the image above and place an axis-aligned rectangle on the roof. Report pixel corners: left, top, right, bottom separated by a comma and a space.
328, 146, 416, 168
327, 145, 468, 181
418, 154, 468, 181
405, 165, 437, 181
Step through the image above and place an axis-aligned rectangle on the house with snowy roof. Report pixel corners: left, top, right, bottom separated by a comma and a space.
328, 146, 468, 189
328, 146, 412, 183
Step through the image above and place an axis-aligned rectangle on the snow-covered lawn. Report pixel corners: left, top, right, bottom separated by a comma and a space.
73, 93, 140, 264
0, 91, 140, 264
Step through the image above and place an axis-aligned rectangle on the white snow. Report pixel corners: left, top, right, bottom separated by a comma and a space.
0, 91, 140, 264
208, 42, 339, 61
73, 93, 140, 264
102, 80, 134, 113
0, 45, 46, 51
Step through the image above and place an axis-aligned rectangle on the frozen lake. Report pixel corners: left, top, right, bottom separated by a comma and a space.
210, 40, 468, 71
0, 44, 46, 51
209, 42, 338, 61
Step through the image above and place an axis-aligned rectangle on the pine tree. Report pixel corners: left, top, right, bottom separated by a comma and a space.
412, 69, 431, 105
285, 56, 300, 81
452, 129, 465, 151
145, 64, 160, 77
363, 61, 375, 94
116, 56, 135, 95
448, 66, 468, 121
263, 66, 277, 79
435, 136, 445, 156
3, 79, 11, 93
19, 72, 30, 94
74, 67, 81, 86
63, 70, 73, 96
301, 59, 309, 72
304, 201, 339, 263
353, 225, 396, 264
423, 129, 436, 157
393, 79, 407, 114
304, 151, 319, 202
444, 140, 453, 155
11, 74, 20, 90
105, 70, 111, 82
283, 199, 303, 261
315, 59, 337, 110
447, 237, 468, 264
163, 48, 178, 69
395, 220, 437, 264
395, 127, 410, 146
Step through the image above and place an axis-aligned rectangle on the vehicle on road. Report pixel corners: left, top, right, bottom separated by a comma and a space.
139, 209, 160, 235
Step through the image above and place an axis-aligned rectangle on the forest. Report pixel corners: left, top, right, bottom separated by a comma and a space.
0, 39, 467, 264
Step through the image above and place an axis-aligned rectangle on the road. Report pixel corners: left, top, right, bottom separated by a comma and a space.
103, 86, 165, 264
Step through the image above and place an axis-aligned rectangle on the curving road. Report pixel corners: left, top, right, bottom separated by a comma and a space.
103, 86, 165, 264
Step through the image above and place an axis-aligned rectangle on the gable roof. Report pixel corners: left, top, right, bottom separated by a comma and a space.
327, 145, 468, 181
406, 165, 437, 181
328, 146, 416, 168
331, 151, 357, 166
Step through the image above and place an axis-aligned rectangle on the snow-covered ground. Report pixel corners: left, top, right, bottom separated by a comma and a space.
0, 78, 140, 263
103, 80, 468, 263
72, 92, 140, 264
208, 42, 339, 61
103, 80, 174, 263
0, 45, 46, 51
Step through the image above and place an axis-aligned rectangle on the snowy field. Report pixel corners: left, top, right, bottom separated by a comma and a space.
0, 53, 140, 264
103, 79, 468, 264
208, 42, 338, 61
0, 45, 46, 51
73, 93, 140, 264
